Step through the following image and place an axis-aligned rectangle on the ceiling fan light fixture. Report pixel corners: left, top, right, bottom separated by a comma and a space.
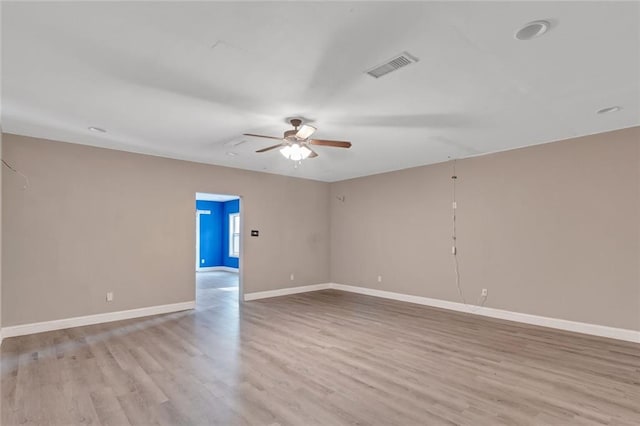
296, 124, 316, 140
280, 143, 311, 161
300, 145, 312, 159
250, 119, 352, 159
280, 145, 291, 159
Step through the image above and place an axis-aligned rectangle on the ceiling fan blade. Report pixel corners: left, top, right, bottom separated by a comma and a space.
296, 124, 316, 140
243, 133, 283, 141
309, 139, 352, 148
307, 147, 319, 158
255, 144, 283, 153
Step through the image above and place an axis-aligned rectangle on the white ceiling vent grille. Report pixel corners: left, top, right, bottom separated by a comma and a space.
365, 52, 419, 78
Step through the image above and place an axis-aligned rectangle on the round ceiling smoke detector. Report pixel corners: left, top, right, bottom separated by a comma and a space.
515, 20, 551, 40
88, 126, 106, 133
597, 106, 622, 114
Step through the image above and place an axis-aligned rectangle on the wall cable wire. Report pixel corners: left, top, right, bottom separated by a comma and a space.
451, 159, 486, 311
2, 158, 29, 189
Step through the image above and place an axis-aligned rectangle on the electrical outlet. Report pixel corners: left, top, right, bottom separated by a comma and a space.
290, 273, 294, 281
377, 275, 382, 283
481, 288, 488, 297
106, 291, 114, 302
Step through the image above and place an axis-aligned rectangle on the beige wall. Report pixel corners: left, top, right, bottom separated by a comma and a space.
0, 131, 3, 333
330, 127, 640, 331
2, 133, 330, 326
3, 128, 639, 332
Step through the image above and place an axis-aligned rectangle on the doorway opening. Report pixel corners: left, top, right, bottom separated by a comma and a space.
195, 192, 241, 309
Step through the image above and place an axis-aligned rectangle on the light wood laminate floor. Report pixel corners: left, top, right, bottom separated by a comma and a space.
1, 282, 639, 425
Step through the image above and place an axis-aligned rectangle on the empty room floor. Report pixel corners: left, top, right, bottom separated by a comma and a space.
1, 288, 639, 425
196, 271, 239, 309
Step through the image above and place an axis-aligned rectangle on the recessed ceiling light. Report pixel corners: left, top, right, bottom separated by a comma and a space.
597, 106, 622, 114
515, 20, 551, 40
88, 126, 106, 133
226, 151, 239, 157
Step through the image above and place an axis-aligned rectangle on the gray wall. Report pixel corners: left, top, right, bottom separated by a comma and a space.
330, 127, 640, 331
2, 134, 330, 326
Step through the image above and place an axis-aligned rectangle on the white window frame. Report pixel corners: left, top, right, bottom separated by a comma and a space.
229, 213, 240, 258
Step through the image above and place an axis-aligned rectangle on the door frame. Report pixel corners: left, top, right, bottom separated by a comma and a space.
194, 194, 243, 304
195, 209, 211, 272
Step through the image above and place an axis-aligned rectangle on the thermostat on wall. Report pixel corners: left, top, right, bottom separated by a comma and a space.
251, 230, 259, 237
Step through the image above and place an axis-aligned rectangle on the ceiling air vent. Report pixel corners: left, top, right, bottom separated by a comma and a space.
365, 52, 419, 79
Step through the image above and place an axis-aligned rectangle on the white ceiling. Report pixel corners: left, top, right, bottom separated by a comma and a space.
196, 192, 239, 202
2, 1, 638, 182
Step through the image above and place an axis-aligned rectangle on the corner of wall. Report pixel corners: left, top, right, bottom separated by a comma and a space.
1, 130, 4, 344
1, 0, 4, 344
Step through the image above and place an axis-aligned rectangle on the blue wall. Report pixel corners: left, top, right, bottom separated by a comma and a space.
222, 199, 240, 268
196, 200, 224, 267
196, 198, 240, 269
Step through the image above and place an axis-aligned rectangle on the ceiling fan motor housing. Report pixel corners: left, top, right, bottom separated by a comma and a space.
284, 129, 297, 140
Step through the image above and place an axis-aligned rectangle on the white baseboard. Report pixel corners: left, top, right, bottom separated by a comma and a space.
244, 283, 331, 301
244, 282, 639, 343
1, 301, 195, 340
330, 284, 640, 344
3, 284, 637, 344
197, 266, 239, 273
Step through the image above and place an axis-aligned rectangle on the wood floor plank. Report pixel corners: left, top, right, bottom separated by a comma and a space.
2, 271, 639, 425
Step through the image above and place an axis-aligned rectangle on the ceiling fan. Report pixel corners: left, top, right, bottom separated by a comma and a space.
244, 119, 352, 161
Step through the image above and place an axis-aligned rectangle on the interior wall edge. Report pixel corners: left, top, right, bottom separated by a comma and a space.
243, 283, 332, 301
